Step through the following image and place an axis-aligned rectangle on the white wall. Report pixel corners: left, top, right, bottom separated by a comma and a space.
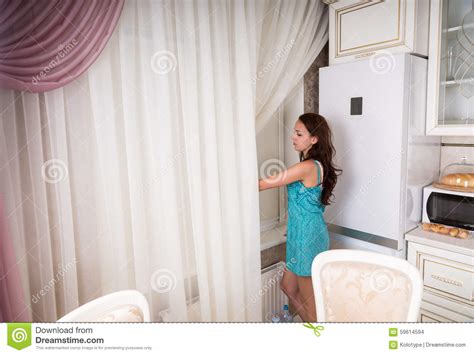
440, 136, 474, 172
256, 79, 305, 228
257, 111, 280, 223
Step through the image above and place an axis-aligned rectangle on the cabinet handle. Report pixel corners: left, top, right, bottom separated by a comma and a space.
430, 274, 463, 287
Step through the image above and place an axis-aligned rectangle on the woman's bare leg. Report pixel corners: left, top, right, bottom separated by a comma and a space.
296, 276, 317, 322
280, 268, 309, 321
290, 291, 312, 322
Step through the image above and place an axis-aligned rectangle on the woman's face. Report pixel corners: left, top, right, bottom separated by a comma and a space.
292, 120, 317, 154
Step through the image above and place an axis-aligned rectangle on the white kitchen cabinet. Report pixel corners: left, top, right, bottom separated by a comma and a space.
426, 0, 474, 136
405, 227, 474, 322
324, 0, 429, 65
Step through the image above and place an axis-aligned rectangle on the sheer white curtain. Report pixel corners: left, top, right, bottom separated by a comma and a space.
254, 0, 328, 133
0, 0, 327, 322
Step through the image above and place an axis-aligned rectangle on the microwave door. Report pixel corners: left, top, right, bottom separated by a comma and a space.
427, 192, 474, 231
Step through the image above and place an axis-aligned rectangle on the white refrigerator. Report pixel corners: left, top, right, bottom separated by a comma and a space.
319, 53, 441, 258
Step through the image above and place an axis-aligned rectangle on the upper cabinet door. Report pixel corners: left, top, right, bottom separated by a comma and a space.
325, 0, 429, 65
426, 0, 474, 136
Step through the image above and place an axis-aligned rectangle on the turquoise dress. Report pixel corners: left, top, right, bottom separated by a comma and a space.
285, 160, 329, 277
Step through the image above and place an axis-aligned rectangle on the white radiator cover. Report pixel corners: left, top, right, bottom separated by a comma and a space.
159, 261, 289, 322
261, 261, 288, 322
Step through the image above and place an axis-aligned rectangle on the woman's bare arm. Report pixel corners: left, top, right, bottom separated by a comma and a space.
259, 162, 309, 191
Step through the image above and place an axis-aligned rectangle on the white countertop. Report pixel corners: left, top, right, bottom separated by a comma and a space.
405, 226, 474, 257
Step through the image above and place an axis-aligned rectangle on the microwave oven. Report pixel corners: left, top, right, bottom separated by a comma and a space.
422, 185, 474, 231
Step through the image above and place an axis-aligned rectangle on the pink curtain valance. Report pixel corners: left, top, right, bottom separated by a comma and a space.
0, 0, 125, 93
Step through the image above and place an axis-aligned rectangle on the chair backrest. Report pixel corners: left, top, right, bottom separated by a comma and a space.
311, 249, 423, 322
57, 290, 150, 322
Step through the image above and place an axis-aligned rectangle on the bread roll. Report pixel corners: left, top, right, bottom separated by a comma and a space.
422, 223, 431, 231
440, 173, 474, 188
439, 227, 450, 235
421, 223, 470, 239
439, 227, 449, 234
431, 225, 442, 233
449, 228, 459, 237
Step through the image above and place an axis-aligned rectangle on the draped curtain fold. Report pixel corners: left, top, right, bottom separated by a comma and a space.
0, 0, 125, 93
0, 0, 327, 322
254, 0, 328, 133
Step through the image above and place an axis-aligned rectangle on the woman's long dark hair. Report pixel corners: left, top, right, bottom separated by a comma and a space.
298, 113, 342, 206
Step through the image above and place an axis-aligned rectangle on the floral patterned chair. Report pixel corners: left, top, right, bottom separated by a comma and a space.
57, 290, 150, 322
311, 249, 423, 322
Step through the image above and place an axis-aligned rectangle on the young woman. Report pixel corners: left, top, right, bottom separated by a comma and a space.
258, 113, 341, 322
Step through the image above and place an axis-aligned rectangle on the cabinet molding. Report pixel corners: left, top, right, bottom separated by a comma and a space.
407, 240, 474, 323
326, 0, 429, 65
425, 0, 474, 136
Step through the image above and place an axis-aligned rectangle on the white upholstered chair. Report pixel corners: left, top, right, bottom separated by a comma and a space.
311, 249, 423, 322
57, 290, 150, 322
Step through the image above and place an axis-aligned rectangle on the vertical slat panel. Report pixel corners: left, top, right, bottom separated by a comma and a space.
260, 262, 288, 322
